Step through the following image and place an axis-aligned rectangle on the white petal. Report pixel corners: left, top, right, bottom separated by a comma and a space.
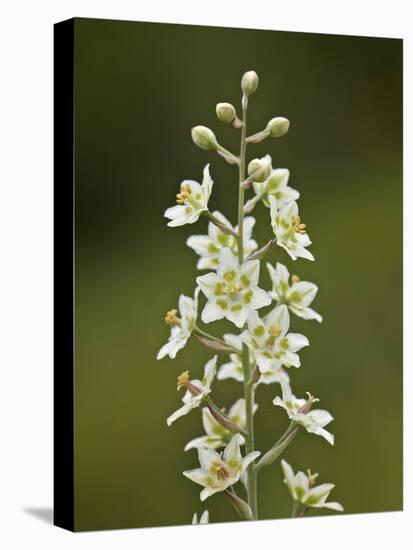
201, 300, 227, 324
196, 272, 222, 300
288, 281, 318, 307
167, 402, 195, 426
305, 483, 335, 506
185, 436, 220, 451
217, 247, 239, 276
200, 486, 223, 501
295, 471, 310, 501
156, 339, 181, 360
319, 501, 344, 512
202, 355, 217, 389
240, 259, 260, 287
187, 235, 214, 257
198, 447, 221, 473
223, 333, 243, 352
281, 459, 297, 499
289, 304, 323, 323
228, 398, 246, 425
241, 216, 256, 241
201, 407, 222, 436
202, 164, 214, 204
286, 333, 309, 352
307, 409, 334, 427
179, 294, 196, 319
265, 304, 290, 336
183, 468, 210, 487
241, 450, 261, 471
226, 305, 249, 328
217, 360, 244, 382
199, 510, 210, 523
247, 288, 271, 310
223, 434, 242, 465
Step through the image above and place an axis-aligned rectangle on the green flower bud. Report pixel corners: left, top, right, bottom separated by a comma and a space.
191, 126, 219, 151
247, 155, 272, 183
266, 117, 290, 138
241, 70, 259, 96
216, 102, 236, 124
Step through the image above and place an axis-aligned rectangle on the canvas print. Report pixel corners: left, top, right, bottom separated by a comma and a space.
54, 17, 402, 531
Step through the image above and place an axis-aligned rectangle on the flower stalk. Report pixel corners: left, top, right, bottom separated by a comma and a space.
158, 69, 342, 526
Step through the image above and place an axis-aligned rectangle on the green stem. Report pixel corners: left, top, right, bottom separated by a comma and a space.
255, 422, 300, 472
237, 95, 258, 519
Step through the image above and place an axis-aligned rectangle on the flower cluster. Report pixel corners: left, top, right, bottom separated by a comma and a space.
157, 70, 342, 523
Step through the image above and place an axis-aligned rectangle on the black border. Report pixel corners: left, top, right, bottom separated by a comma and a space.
53, 17, 75, 532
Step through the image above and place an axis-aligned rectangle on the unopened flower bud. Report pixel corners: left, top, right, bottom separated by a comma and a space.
216, 102, 236, 124
266, 117, 290, 138
191, 126, 219, 151
241, 70, 259, 96
247, 155, 272, 183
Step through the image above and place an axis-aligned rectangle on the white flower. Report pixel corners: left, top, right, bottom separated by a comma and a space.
185, 398, 257, 451
267, 262, 322, 322
192, 510, 209, 524
269, 195, 314, 261
241, 305, 309, 373
245, 168, 299, 211
166, 356, 217, 426
281, 460, 343, 512
183, 434, 260, 501
196, 248, 271, 328
187, 211, 258, 270
164, 164, 213, 227
273, 380, 335, 445
157, 288, 200, 360
217, 333, 290, 386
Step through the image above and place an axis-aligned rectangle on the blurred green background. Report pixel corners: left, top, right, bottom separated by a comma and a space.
73, 18, 402, 531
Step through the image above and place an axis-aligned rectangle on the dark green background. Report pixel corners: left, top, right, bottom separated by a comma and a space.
73, 18, 402, 531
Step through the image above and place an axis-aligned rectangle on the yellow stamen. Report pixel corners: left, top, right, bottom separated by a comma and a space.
165, 309, 180, 326
267, 324, 282, 345
291, 215, 307, 234
307, 469, 319, 487
175, 183, 192, 204
177, 371, 190, 390
291, 274, 300, 284
215, 463, 230, 481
